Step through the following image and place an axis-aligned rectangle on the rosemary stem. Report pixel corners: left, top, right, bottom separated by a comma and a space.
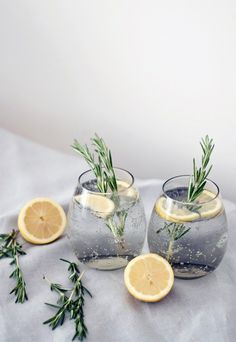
43, 276, 52, 286
15, 251, 20, 269
43, 276, 73, 294
68, 271, 85, 302
166, 240, 174, 263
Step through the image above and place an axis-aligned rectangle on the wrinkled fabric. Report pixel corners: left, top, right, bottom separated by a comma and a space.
0, 128, 235, 342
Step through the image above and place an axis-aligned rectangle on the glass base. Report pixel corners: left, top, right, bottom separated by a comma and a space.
78, 255, 135, 270
173, 263, 215, 279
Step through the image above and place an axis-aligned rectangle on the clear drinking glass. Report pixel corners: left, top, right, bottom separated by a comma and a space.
67, 168, 146, 270
148, 175, 228, 279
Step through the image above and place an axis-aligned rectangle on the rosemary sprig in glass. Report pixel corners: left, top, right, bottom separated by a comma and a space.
71, 134, 117, 193
106, 210, 128, 243
157, 222, 190, 262
43, 259, 92, 341
71, 134, 128, 242
91, 134, 118, 192
157, 136, 215, 263
187, 135, 215, 203
0, 229, 28, 303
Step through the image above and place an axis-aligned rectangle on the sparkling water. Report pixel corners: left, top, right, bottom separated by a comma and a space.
148, 187, 228, 278
67, 179, 146, 270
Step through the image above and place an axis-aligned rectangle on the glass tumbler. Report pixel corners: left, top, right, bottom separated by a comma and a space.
67, 168, 146, 270
148, 175, 228, 279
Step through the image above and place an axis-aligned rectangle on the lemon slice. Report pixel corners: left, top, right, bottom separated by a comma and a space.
74, 194, 115, 219
18, 198, 66, 244
156, 190, 222, 223
124, 253, 174, 302
117, 180, 138, 199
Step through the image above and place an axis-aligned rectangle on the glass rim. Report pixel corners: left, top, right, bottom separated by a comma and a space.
78, 167, 135, 195
162, 174, 220, 205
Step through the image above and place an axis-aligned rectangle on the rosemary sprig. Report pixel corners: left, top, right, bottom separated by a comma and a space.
0, 229, 28, 303
43, 259, 92, 341
91, 134, 118, 192
106, 211, 128, 242
157, 222, 190, 241
187, 135, 215, 203
157, 222, 190, 262
71, 134, 128, 242
71, 134, 117, 193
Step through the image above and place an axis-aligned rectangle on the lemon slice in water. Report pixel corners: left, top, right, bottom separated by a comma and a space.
117, 180, 138, 199
74, 194, 115, 219
156, 190, 222, 223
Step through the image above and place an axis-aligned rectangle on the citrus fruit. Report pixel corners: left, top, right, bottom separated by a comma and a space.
156, 190, 222, 223
18, 198, 66, 244
74, 194, 115, 219
117, 180, 138, 199
124, 253, 174, 302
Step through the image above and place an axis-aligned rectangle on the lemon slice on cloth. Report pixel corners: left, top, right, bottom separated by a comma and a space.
124, 253, 174, 302
156, 190, 222, 223
74, 194, 115, 219
18, 198, 66, 244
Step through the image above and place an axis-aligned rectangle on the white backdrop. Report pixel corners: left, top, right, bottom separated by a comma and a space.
0, 1, 235, 201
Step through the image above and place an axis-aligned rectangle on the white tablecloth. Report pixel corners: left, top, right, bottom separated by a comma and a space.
0, 128, 235, 342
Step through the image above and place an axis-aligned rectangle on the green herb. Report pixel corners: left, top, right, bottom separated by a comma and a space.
0, 229, 28, 303
106, 211, 128, 242
71, 134, 117, 193
157, 222, 190, 262
187, 135, 215, 203
71, 134, 128, 242
157, 222, 191, 241
91, 134, 118, 192
43, 259, 92, 341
